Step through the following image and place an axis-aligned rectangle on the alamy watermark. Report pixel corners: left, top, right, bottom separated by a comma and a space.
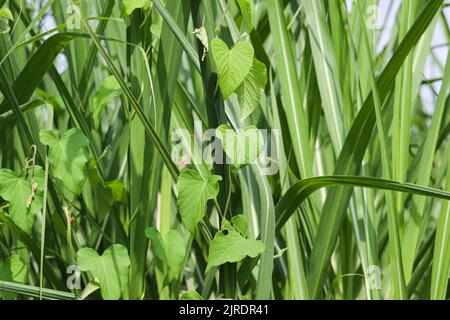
367, 265, 382, 290
66, 265, 81, 290
67, 4, 82, 30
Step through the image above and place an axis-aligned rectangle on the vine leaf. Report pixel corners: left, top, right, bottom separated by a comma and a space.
193, 26, 209, 61
177, 170, 222, 234
77, 244, 130, 300
236, 58, 267, 120
40, 128, 89, 195
216, 125, 265, 170
211, 39, 254, 99
121, 0, 150, 16
0, 8, 13, 21
0, 167, 44, 234
0, 8, 13, 35
0, 255, 27, 300
206, 220, 265, 272
145, 227, 188, 282
180, 290, 203, 300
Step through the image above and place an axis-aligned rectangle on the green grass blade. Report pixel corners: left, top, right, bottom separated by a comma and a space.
276, 176, 450, 232
307, 0, 443, 298
267, 0, 314, 179
78, 13, 180, 181
0, 280, 75, 300
303, 0, 345, 153
403, 46, 450, 281
355, 1, 406, 298
151, 0, 200, 73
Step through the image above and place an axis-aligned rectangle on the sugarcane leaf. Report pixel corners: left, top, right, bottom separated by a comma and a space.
211, 39, 254, 99
216, 125, 264, 170
236, 58, 267, 120
77, 245, 130, 300
206, 221, 265, 272
150, 0, 200, 72
180, 290, 203, 300
236, 0, 255, 31
431, 147, 450, 299
105, 180, 126, 203
0, 167, 44, 234
267, 0, 314, 180
275, 176, 450, 232
39, 128, 89, 195
0, 7, 13, 34
177, 170, 222, 234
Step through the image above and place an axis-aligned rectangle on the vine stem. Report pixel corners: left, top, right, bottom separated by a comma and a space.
39, 106, 53, 300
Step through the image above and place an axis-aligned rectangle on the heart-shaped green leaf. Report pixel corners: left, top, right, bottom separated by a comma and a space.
216, 125, 265, 170
77, 244, 130, 300
40, 128, 89, 195
177, 170, 222, 234
211, 39, 254, 99
164, 230, 188, 281
236, 58, 267, 120
0, 167, 44, 234
0, 8, 13, 21
206, 221, 265, 272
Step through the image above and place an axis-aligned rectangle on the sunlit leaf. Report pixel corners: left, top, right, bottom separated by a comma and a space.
206, 221, 265, 272
216, 125, 264, 170
177, 170, 222, 234
179, 290, 203, 300
92, 76, 122, 124
0, 8, 13, 21
40, 128, 89, 195
236, 0, 255, 31
0, 255, 27, 300
0, 167, 44, 234
230, 215, 248, 236
122, 0, 150, 16
211, 39, 254, 99
236, 58, 267, 120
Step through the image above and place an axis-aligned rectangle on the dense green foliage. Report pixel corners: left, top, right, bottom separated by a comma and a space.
0, 0, 449, 300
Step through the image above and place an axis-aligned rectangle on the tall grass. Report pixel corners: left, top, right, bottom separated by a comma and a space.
0, 0, 449, 300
